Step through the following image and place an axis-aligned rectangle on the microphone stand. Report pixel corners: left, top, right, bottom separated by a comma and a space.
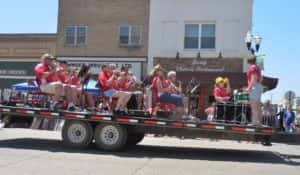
79, 74, 90, 112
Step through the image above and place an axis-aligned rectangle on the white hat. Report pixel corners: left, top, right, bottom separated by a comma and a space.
42, 53, 55, 60
167, 71, 176, 77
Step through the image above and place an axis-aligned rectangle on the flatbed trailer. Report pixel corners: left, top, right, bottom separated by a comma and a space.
1, 105, 299, 151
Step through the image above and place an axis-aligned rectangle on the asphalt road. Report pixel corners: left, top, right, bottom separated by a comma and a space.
0, 128, 300, 175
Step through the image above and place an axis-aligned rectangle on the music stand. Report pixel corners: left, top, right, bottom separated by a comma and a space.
78, 63, 91, 111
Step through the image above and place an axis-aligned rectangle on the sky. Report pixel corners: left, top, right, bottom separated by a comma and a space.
0, 0, 299, 104
252, 0, 300, 103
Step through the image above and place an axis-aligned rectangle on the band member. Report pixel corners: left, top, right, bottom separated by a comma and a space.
67, 67, 95, 110
118, 67, 143, 109
246, 56, 263, 126
213, 77, 231, 103
152, 68, 185, 115
143, 64, 163, 109
98, 64, 131, 115
34, 53, 63, 110
144, 64, 163, 86
117, 71, 131, 91
56, 61, 80, 110
120, 65, 142, 91
167, 71, 182, 94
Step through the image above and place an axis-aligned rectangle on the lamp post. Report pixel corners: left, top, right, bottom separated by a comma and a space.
245, 31, 262, 55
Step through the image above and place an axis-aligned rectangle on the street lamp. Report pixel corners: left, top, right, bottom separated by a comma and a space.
245, 31, 252, 51
245, 31, 262, 55
254, 34, 262, 52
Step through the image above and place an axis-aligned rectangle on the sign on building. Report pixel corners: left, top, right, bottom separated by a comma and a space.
0, 59, 38, 89
59, 57, 146, 80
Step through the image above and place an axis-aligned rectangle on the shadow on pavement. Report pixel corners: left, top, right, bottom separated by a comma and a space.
0, 138, 299, 166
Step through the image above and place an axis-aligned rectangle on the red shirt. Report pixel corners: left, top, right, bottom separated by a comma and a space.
57, 72, 68, 84
70, 75, 78, 86
214, 86, 227, 98
118, 79, 130, 91
98, 71, 116, 91
152, 76, 170, 98
247, 65, 262, 85
162, 79, 170, 89
34, 63, 56, 86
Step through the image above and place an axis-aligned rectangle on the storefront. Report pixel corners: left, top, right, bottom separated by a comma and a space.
0, 59, 38, 90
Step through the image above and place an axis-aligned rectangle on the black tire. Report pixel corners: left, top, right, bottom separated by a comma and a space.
62, 120, 93, 149
126, 133, 145, 146
94, 123, 128, 151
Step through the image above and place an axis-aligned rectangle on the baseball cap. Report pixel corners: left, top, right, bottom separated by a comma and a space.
215, 77, 224, 85
42, 53, 56, 60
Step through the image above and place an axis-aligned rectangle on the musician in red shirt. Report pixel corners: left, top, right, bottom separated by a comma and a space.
117, 72, 131, 92
213, 77, 231, 103
167, 71, 182, 94
98, 64, 131, 115
34, 53, 63, 110
246, 56, 263, 126
118, 68, 144, 110
56, 61, 81, 111
152, 68, 184, 115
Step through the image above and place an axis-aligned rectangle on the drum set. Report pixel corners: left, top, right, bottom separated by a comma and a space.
214, 92, 252, 124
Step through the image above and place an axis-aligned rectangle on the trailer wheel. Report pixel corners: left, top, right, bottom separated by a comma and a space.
126, 133, 145, 146
94, 124, 128, 151
62, 120, 93, 149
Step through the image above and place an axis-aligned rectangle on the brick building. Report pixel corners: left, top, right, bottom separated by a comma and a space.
0, 34, 56, 88
56, 0, 149, 79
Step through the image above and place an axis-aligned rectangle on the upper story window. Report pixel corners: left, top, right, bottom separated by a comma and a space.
119, 25, 142, 47
65, 26, 88, 46
184, 24, 216, 50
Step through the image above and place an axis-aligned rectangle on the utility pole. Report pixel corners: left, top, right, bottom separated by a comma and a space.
270, 93, 273, 104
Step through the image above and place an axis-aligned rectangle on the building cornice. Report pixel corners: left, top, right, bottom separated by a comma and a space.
0, 33, 57, 42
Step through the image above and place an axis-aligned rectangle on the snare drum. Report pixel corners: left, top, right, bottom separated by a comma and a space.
235, 92, 249, 103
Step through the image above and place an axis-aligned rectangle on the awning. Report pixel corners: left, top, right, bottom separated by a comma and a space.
177, 71, 278, 92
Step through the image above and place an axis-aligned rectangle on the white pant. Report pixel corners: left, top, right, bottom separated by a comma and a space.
40, 82, 62, 94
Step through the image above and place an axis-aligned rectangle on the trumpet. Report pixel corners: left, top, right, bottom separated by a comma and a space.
48, 61, 58, 72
